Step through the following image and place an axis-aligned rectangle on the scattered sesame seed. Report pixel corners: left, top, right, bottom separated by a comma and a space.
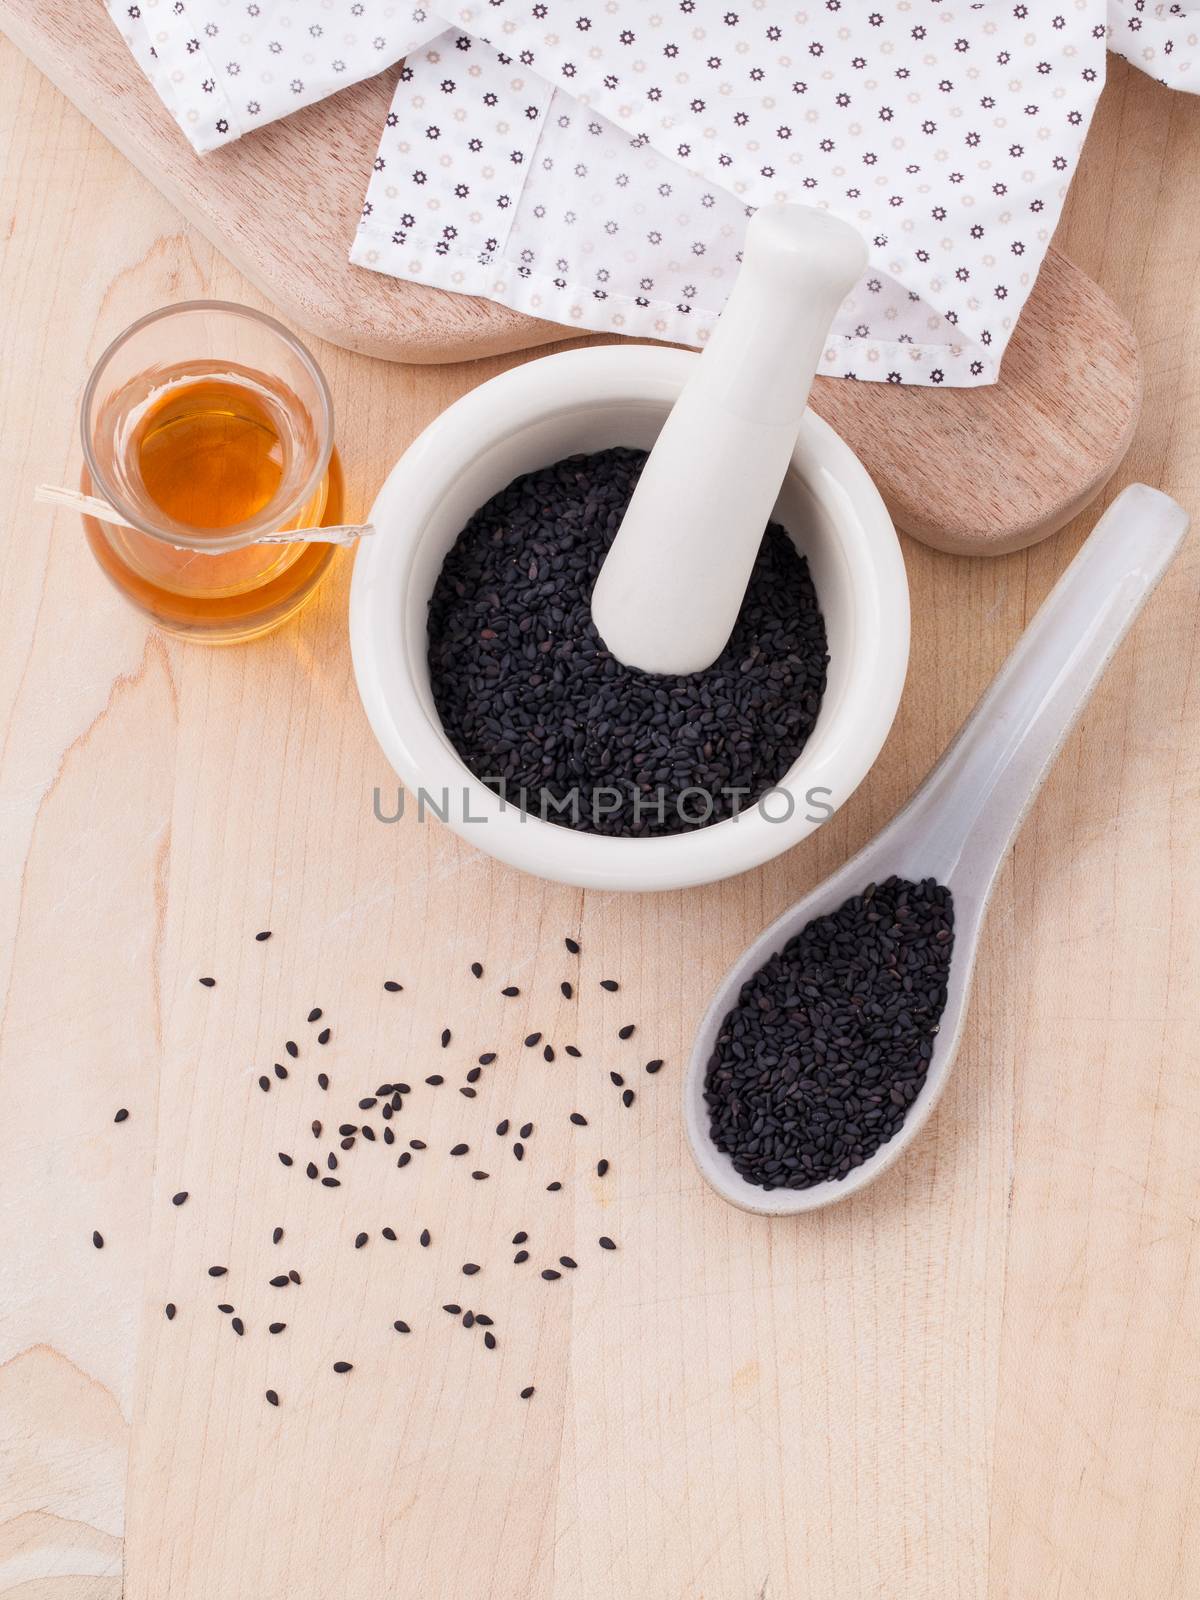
496, 1119, 510, 1137
269, 1275, 289, 1288
208, 1266, 227, 1277
565, 937, 580, 954
383, 980, 403, 992
564, 1046, 582, 1059
255, 931, 272, 942
600, 979, 618, 992
231, 1317, 245, 1336
258, 1076, 270, 1092
317, 1072, 330, 1091
520, 1122, 533, 1139
546, 1181, 562, 1192
425, 1074, 444, 1086
171, 1191, 188, 1207
269, 1322, 286, 1334
308, 1008, 322, 1023
442, 1304, 461, 1316
501, 986, 519, 997
524, 1032, 541, 1047
596, 1158, 609, 1177
462, 1263, 480, 1276
165, 1302, 176, 1320
278, 1152, 293, 1167
541, 1269, 561, 1281
618, 1024, 635, 1040
332, 1361, 353, 1374
645, 1059, 664, 1074
450, 1143, 469, 1157
471, 1171, 489, 1181
622, 1089, 635, 1107
513, 1143, 524, 1161
199, 976, 216, 988
285, 1040, 298, 1058
514, 1250, 529, 1264
440, 1028, 451, 1048
599, 1237, 617, 1250
318, 1028, 331, 1045
561, 981, 573, 999
265, 1389, 280, 1406
478, 1052, 497, 1065
484, 1331, 497, 1350
355, 1232, 368, 1249
322, 1177, 341, 1187
520, 1385, 535, 1399
513, 1232, 528, 1245
272, 1226, 284, 1244
559, 1256, 577, 1270
569, 1112, 587, 1127
471, 962, 483, 978
420, 1229, 431, 1248
113, 1108, 129, 1124
382, 1227, 397, 1241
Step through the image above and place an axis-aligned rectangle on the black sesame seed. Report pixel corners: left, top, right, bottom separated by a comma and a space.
318, 1028, 331, 1045
565, 937, 580, 954
329, 1152, 340, 1168
460, 1088, 477, 1099
520, 1122, 533, 1139
478, 1052, 497, 1065
332, 1361, 353, 1374
475, 1313, 494, 1327
397, 1152, 411, 1168
208, 1266, 227, 1277
561, 981, 573, 999
394, 1320, 410, 1333
220, 1301, 235, 1313
317, 1072, 329, 1091
564, 1046, 581, 1059
546, 1181, 562, 1192
440, 1028, 451, 1048
463, 1310, 475, 1328
355, 1232, 368, 1249
450, 1143, 469, 1157
622, 1089, 635, 1108
426, 1074, 444, 1086
569, 1112, 587, 1127
274, 1063, 288, 1081
269, 1275, 288, 1287
513, 1143, 524, 1161
618, 1024, 635, 1040
520, 1386, 535, 1399
512, 1231, 528, 1245
272, 1226, 284, 1244
113, 1108, 129, 1123
524, 1032, 541, 1048
599, 1236, 617, 1250
471, 961, 483, 978
703, 876, 955, 1190
610, 1071, 624, 1086
382, 1227, 397, 1241
466, 1067, 482, 1084
484, 1331, 497, 1350
543, 1045, 555, 1062
541, 1269, 561, 1281
171, 1191, 188, 1206
338, 1124, 357, 1137
306, 1162, 318, 1179
321, 1177, 341, 1187
501, 986, 520, 997
165, 1302, 176, 1319
645, 1059, 664, 1074
559, 1256, 577, 1270
258, 1076, 270, 1092
462, 1263, 480, 1276
255, 930, 272, 942
199, 976, 216, 988
231, 1317, 245, 1336
471, 1171, 489, 1181
514, 1251, 529, 1263
383, 980, 403, 992
420, 1229, 431, 1247
285, 1040, 298, 1058
442, 1304, 461, 1315
278, 1152, 293, 1167
496, 1119, 510, 1137
308, 1008, 322, 1023
288, 1270, 301, 1284
265, 1389, 280, 1406
596, 1158, 609, 1177
269, 1322, 286, 1334
600, 980, 619, 992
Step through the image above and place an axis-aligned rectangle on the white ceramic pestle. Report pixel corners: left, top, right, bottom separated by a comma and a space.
590, 203, 868, 675
683, 483, 1190, 1214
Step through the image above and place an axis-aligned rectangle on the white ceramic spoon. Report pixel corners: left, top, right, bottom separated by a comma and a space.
684, 483, 1189, 1215
590, 203, 867, 675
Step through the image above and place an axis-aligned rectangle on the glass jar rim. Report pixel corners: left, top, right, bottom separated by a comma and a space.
80, 299, 335, 552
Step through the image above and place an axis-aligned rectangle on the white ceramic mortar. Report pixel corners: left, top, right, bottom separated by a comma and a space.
349, 344, 909, 892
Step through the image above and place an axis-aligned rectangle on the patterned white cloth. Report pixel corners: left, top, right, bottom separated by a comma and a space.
107, 0, 1200, 385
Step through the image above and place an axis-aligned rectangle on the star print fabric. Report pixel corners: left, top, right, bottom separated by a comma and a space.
106, 1, 1200, 387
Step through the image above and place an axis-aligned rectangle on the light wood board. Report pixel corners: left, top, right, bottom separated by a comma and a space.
0, 0, 1141, 556
1, 44, 1199, 1600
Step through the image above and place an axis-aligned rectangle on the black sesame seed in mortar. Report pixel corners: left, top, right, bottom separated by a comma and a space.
426, 447, 828, 838
704, 876, 955, 1191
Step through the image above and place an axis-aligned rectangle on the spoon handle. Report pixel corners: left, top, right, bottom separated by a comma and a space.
900, 483, 1188, 894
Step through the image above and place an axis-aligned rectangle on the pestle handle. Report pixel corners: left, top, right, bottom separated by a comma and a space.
590, 204, 867, 676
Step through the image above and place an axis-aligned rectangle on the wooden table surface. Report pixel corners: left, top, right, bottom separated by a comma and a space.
1, 42, 1198, 1600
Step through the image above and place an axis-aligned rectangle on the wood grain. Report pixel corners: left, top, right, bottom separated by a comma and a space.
0, 0, 1141, 556
1, 39, 1198, 1600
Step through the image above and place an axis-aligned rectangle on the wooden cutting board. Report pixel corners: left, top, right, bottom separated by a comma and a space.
0, 0, 1141, 554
